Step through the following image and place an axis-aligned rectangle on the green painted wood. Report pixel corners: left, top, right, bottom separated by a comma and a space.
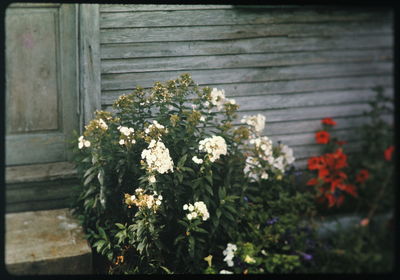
101, 61, 392, 90
102, 75, 393, 103
100, 34, 393, 59
5, 4, 78, 165
100, 8, 389, 28
79, 4, 101, 127
101, 49, 392, 74
100, 21, 391, 44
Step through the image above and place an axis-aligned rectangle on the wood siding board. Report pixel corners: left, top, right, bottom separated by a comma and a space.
5, 133, 66, 165
100, 62, 392, 90
99, 21, 391, 44
101, 49, 392, 74
100, 35, 393, 59
6, 179, 78, 204
100, 5, 234, 12
79, 4, 101, 126
263, 114, 393, 136
101, 75, 393, 104
100, 9, 390, 28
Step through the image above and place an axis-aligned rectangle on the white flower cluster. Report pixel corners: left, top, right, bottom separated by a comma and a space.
219, 270, 233, 274
192, 156, 203, 164
241, 114, 266, 135
272, 143, 295, 173
78, 136, 91, 149
93, 118, 108, 131
241, 115, 296, 180
141, 139, 174, 174
183, 201, 210, 221
117, 126, 136, 145
145, 120, 168, 136
125, 188, 162, 212
223, 243, 237, 267
209, 88, 236, 110
199, 136, 227, 162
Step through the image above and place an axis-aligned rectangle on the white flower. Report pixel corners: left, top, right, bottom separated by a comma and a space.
210, 88, 226, 110
141, 140, 174, 174
223, 243, 237, 267
119, 126, 132, 136
78, 136, 91, 149
131, 139, 136, 144
130, 195, 136, 200
149, 175, 156, 183
261, 172, 269, 180
119, 139, 125, 145
158, 195, 163, 201
241, 114, 266, 135
219, 270, 233, 274
280, 143, 295, 165
192, 156, 203, 164
199, 135, 227, 162
156, 200, 161, 206
183, 201, 209, 221
200, 116, 205, 122
187, 213, 193, 220
98, 118, 108, 130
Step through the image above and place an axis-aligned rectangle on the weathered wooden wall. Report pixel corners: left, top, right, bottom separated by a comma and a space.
98, 5, 394, 169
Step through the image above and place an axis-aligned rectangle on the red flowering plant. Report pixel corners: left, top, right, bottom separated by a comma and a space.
305, 117, 359, 208
347, 87, 394, 220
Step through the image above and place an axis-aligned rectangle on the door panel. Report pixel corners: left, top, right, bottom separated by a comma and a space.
5, 4, 78, 165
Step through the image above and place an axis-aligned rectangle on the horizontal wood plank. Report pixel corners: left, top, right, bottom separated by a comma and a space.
100, 21, 391, 44
5, 162, 77, 184
101, 49, 392, 74
100, 8, 390, 28
101, 75, 393, 103
100, 5, 234, 12
100, 35, 393, 59
101, 61, 392, 90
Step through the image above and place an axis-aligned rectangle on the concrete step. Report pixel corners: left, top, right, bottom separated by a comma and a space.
5, 208, 92, 275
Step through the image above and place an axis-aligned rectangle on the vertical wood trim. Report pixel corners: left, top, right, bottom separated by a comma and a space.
79, 4, 100, 129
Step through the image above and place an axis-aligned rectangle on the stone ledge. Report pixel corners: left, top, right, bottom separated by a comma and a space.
5, 208, 92, 275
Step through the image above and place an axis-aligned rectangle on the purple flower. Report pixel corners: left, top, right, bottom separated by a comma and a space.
298, 251, 313, 261
266, 217, 279, 225
243, 196, 249, 202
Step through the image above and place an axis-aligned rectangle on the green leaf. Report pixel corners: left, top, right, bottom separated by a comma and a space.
174, 234, 185, 245
98, 169, 105, 186
84, 166, 97, 179
160, 266, 173, 274
115, 223, 126, 230
98, 227, 107, 241
193, 227, 208, 234
83, 172, 96, 186
204, 184, 213, 196
178, 154, 188, 168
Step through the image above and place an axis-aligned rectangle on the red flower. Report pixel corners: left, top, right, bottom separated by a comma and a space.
308, 156, 326, 170
336, 140, 347, 146
356, 169, 369, 184
384, 145, 394, 161
332, 148, 348, 169
321, 118, 337, 126
315, 130, 330, 144
307, 178, 319, 186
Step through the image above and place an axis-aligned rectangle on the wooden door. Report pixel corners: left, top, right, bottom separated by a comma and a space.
5, 3, 78, 166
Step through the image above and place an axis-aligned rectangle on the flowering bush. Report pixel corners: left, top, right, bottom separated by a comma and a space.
306, 118, 358, 208
71, 74, 315, 274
